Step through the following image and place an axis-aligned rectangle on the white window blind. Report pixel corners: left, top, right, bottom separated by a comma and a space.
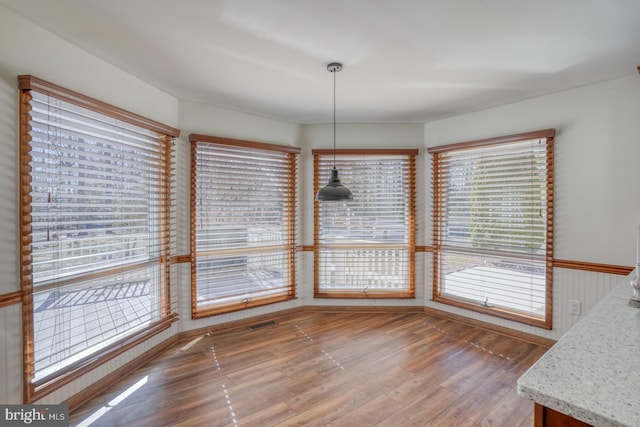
20, 76, 178, 401
191, 135, 299, 317
314, 150, 417, 298
430, 130, 554, 328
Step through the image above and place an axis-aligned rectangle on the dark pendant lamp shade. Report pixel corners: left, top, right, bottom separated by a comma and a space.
316, 62, 353, 202
316, 167, 353, 201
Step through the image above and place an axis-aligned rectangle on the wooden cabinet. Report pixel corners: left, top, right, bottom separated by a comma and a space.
535, 404, 592, 427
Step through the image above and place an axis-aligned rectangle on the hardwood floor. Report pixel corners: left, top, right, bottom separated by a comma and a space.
69, 311, 549, 427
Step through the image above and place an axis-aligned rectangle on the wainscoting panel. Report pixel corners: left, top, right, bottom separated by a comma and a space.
0, 75, 19, 296
552, 267, 622, 337
0, 303, 23, 403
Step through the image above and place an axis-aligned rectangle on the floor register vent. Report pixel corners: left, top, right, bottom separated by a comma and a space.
247, 320, 277, 330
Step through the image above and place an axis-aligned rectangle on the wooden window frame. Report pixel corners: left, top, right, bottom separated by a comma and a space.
428, 129, 555, 329
189, 134, 300, 318
18, 75, 180, 403
313, 148, 418, 299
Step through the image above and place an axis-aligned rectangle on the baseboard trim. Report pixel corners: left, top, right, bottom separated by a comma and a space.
300, 304, 424, 313
177, 305, 423, 343
423, 306, 556, 348
178, 306, 306, 341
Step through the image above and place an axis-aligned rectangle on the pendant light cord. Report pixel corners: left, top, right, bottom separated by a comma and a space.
333, 69, 336, 168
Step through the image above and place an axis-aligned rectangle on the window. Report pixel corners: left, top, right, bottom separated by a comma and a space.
313, 149, 418, 298
19, 75, 179, 402
190, 134, 299, 318
429, 129, 555, 328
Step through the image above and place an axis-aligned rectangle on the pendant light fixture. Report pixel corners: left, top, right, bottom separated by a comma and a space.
316, 62, 353, 201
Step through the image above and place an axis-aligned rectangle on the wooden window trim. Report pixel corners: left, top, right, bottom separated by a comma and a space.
553, 259, 633, 275
19, 87, 33, 404
431, 130, 555, 329
313, 290, 416, 299
18, 75, 180, 138
427, 129, 555, 154
313, 150, 417, 299
312, 148, 420, 156
189, 134, 299, 318
0, 290, 22, 308
19, 76, 179, 403
192, 294, 296, 318
189, 133, 301, 154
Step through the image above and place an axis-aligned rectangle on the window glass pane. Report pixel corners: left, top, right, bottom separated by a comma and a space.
318, 157, 409, 244
32, 265, 161, 381
25, 89, 170, 384
196, 251, 290, 307
315, 153, 415, 297
438, 140, 547, 255
319, 249, 409, 291
192, 140, 297, 315
439, 251, 546, 316
432, 136, 552, 325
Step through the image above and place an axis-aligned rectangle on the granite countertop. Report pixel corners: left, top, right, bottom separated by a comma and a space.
517, 280, 640, 426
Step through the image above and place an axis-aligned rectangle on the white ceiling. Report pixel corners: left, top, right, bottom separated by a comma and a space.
2, 0, 639, 124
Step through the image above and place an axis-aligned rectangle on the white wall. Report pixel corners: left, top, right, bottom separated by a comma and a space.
179, 99, 301, 147
424, 74, 640, 340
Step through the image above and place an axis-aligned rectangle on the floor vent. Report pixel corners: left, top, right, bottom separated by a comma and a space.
247, 320, 276, 330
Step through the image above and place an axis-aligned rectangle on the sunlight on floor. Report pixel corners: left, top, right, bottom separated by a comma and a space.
75, 375, 148, 427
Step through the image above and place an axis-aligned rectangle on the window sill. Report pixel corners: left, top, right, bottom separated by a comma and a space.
432, 295, 550, 329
